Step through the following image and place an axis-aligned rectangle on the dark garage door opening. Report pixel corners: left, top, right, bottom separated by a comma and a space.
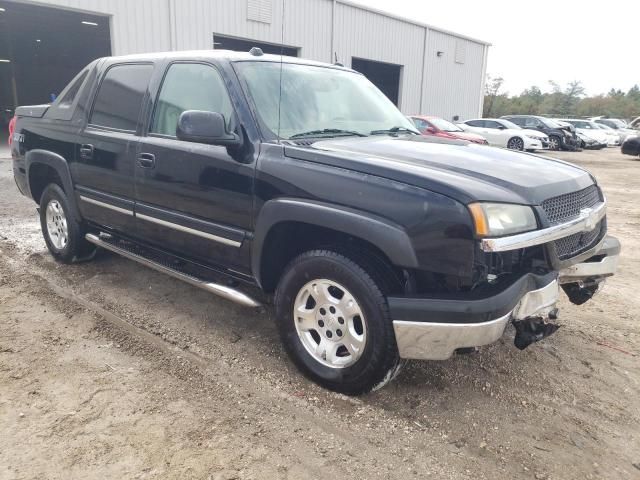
351, 57, 402, 106
0, 0, 111, 124
213, 34, 299, 57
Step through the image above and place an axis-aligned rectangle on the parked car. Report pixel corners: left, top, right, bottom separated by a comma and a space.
590, 117, 637, 142
558, 119, 608, 149
10, 50, 620, 394
628, 116, 640, 130
592, 123, 622, 146
410, 115, 488, 144
459, 118, 548, 151
501, 115, 579, 151
621, 134, 640, 157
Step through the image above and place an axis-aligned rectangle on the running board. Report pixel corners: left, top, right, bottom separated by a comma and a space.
85, 233, 261, 308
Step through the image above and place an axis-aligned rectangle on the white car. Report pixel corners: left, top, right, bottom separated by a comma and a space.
559, 119, 613, 147
592, 123, 621, 146
458, 118, 549, 151
589, 117, 637, 142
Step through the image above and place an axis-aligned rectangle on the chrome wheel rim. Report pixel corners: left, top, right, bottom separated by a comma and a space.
549, 137, 559, 150
508, 137, 524, 150
45, 199, 69, 250
293, 279, 367, 369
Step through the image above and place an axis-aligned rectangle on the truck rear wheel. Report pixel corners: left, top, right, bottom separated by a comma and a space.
274, 250, 401, 395
39, 184, 95, 263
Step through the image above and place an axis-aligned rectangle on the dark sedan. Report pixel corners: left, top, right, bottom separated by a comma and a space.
622, 135, 640, 157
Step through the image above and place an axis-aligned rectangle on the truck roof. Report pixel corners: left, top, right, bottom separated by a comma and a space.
97, 49, 354, 72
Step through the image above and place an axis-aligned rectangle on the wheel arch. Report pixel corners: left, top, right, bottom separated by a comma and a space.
25, 149, 81, 221
252, 199, 418, 292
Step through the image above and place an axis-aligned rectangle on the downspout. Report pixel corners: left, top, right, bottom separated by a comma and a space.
478, 44, 489, 117
167, 0, 177, 50
330, 0, 336, 63
419, 26, 429, 113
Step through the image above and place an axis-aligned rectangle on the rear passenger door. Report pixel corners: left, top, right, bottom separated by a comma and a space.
134, 61, 254, 272
74, 63, 154, 234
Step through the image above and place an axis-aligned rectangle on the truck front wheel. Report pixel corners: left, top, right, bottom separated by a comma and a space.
39, 184, 95, 263
274, 250, 401, 395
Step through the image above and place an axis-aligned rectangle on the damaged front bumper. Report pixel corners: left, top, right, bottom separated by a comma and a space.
389, 236, 620, 361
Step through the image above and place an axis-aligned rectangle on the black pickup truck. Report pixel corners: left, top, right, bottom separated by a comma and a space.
10, 50, 620, 394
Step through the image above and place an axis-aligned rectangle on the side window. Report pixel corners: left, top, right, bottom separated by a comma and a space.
508, 117, 524, 127
57, 70, 88, 110
467, 120, 484, 127
524, 117, 540, 128
90, 64, 154, 132
412, 118, 428, 130
485, 120, 502, 129
151, 63, 234, 137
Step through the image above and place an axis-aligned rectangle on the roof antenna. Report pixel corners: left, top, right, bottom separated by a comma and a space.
276, 0, 285, 144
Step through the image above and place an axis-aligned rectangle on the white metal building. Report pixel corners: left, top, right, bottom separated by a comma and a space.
0, 0, 490, 121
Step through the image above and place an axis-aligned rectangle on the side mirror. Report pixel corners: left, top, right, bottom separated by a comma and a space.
176, 110, 241, 146
497, 125, 506, 130
426, 126, 437, 134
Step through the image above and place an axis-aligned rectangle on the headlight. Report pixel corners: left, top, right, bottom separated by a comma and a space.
526, 135, 541, 140
468, 203, 537, 237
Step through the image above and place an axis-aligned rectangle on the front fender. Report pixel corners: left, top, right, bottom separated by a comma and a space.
252, 198, 419, 284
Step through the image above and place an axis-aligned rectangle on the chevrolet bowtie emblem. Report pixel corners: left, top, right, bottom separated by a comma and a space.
580, 207, 596, 230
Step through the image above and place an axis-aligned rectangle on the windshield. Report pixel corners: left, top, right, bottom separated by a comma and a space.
541, 118, 563, 129
235, 61, 417, 139
428, 117, 463, 132
498, 119, 521, 130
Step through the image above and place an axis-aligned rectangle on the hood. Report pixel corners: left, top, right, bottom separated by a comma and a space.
285, 135, 594, 205
521, 128, 547, 138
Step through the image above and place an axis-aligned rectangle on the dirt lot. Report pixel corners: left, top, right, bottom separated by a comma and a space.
1, 145, 639, 480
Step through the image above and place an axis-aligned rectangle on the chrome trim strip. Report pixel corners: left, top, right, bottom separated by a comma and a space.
84, 234, 260, 307
136, 213, 242, 247
481, 201, 606, 252
392, 279, 560, 361
80, 195, 133, 216
559, 254, 619, 284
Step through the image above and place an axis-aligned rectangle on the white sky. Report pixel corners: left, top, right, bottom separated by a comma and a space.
349, 0, 639, 96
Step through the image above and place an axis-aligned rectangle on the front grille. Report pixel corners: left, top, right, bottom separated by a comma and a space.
541, 185, 601, 225
553, 219, 605, 260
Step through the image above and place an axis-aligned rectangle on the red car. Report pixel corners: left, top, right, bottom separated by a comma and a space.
410, 115, 488, 145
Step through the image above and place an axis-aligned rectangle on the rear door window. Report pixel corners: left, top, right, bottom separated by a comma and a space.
150, 62, 233, 137
90, 63, 154, 132
466, 120, 485, 127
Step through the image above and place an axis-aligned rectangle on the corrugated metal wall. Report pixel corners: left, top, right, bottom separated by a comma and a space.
423, 30, 488, 120
11, 0, 488, 118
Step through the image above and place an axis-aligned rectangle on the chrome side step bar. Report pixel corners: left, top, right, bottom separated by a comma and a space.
85, 233, 261, 308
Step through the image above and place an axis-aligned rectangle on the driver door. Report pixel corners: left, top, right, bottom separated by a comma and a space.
134, 61, 254, 272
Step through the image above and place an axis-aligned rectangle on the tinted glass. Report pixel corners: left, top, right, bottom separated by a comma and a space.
507, 117, 525, 126
57, 70, 88, 109
151, 63, 233, 137
466, 120, 484, 127
90, 64, 153, 131
499, 119, 521, 129
484, 120, 501, 129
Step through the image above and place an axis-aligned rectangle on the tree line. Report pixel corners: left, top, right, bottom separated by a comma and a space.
483, 76, 640, 120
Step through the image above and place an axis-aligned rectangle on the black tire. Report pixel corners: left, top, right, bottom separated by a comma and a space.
274, 250, 401, 395
548, 135, 561, 151
39, 184, 95, 263
507, 136, 524, 151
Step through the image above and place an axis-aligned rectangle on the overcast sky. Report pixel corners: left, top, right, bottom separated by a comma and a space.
349, 0, 638, 96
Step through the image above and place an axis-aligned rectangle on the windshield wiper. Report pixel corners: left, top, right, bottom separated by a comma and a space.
370, 126, 420, 136
289, 129, 367, 139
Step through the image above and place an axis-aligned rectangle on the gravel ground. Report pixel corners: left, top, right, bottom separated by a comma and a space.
0, 145, 639, 479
